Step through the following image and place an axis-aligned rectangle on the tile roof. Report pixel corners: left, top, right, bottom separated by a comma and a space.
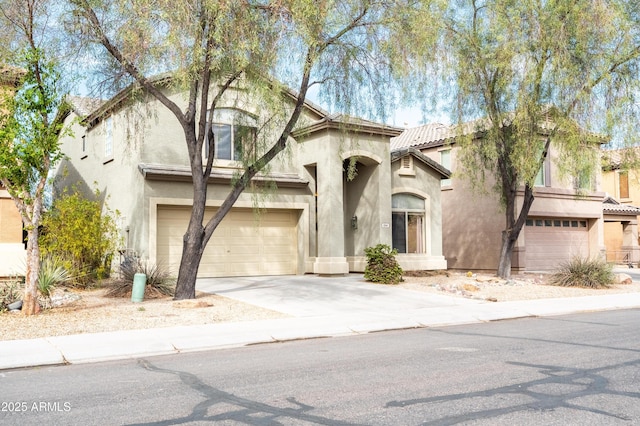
602, 147, 640, 170
390, 120, 487, 151
603, 196, 640, 215
392, 111, 608, 152
66, 95, 106, 117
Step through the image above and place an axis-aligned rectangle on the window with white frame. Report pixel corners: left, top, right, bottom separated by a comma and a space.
205, 109, 257, 162
440, 149, 451, 187
392, 193, 426, 254
534, 145, 551, 187
104, 116, 113, 159
534, 162, 545, 186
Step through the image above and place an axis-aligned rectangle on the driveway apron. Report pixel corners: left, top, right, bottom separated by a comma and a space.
196, 274, 482, 318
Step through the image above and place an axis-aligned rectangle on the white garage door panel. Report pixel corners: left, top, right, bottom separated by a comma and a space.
157, 206, 298, 278
525, 224, 589, 271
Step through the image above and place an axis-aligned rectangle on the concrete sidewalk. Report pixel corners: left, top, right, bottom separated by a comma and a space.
2, 273, 640, 370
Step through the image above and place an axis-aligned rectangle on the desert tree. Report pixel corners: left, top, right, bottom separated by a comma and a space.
65, 0, 417, 298
0, 0, 70, 315
401, 0, 640, 278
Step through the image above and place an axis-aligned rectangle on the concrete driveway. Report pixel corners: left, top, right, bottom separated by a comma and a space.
196, 273, 482, 318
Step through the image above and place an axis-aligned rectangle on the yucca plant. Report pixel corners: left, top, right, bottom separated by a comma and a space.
38, 256, 72, 298
549, 256, 614, 289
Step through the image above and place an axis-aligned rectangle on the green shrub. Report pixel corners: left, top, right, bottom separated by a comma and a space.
40, 188, 121, 288
549, 256, 614, 289
364, 244, 403, 284
0, 279, 23, 312
105, 256, 175, 298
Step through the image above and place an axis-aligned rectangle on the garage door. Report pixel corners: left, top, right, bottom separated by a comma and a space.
157, 206, 298, 278
525, 218, 589, 271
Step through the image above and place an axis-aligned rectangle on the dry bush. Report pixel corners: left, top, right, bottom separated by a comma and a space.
105, 257, 175, 298
549, 257, 614, 289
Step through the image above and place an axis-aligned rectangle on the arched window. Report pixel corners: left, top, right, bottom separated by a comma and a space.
392, 194, 425, 254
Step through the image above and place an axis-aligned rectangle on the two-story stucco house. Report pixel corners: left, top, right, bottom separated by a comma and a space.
392, 122, 607, 272
55, 78, 449, 278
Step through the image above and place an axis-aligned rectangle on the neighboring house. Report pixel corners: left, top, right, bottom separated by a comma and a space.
0, 66, 26, 277
391, 121, 607, 272
55, 79, 448, 278
601, 149, 640, 264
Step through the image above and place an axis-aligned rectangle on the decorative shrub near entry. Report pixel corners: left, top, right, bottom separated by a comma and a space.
364, 244, 403, 284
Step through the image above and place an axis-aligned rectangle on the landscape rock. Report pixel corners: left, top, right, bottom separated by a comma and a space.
462, 283, 480, 292
172, 300, 213, 309
614, 273, 633, 285
50, 292, 82, 307
8, 300, 22, 311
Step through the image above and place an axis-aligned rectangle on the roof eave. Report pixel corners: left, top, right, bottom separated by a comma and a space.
138, 163, 309, 188
293, 118, 403, 139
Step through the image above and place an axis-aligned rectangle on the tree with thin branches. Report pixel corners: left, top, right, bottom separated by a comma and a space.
0, 0, 69, 315
66, 0, 414, 298
401, 0, 640, 278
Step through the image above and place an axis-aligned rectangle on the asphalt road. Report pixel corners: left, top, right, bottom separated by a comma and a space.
1, 309, 639, 425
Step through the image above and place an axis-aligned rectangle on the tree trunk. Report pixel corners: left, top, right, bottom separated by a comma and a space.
497, 230, 516, 279
496, 184, 536, 280
174, 234, 205, 300
174, 194, 208, 300
22, 228, 40, 315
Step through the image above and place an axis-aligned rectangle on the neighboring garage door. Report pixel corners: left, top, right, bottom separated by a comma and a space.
525, 218, 589, 271
157, 206, 298, 278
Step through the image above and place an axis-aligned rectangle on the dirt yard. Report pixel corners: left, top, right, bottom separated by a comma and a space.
1, 271, 638, 341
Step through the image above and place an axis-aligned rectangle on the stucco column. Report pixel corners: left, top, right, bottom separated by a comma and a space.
622, 220, 640, 264
313, 154, 349, 275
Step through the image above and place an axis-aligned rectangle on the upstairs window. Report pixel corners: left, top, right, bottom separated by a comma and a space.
619, 171, 629, 199
573, 169, 593, 191
207, 123, 255, 161
534, 163, 545, 186
439, 149, 451, 187
205, 109, 257, 162
104, 117, 113, 159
